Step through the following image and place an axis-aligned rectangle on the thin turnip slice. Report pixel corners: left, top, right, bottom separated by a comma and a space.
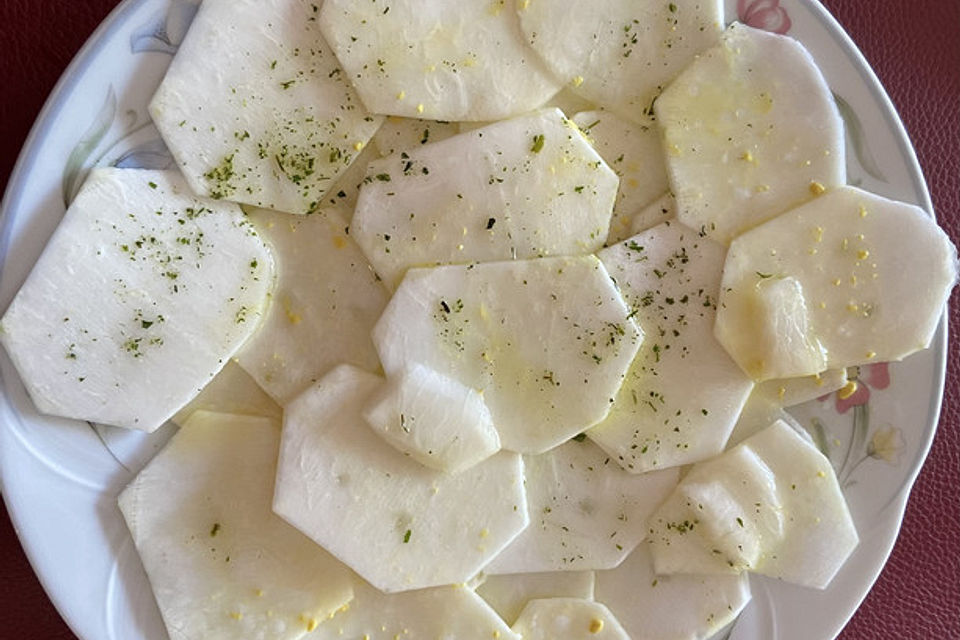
647, 446, 784, 575
317, 140, 383, 220
372, 117, 460, 158
453, 90, 597, 135
352, 109, 619, 288
486, 439, 678, 573
0, 169, 273, 432
656, 23, 845, 244
476, 571, 595, 626
630, 192, 676, 236
745, 420, 858, 588
172, 361, 282, 426
318, 0, 561, 121
715, 185, 958, 381
373, 256, 642, 454
588, 222, 753, 472
544, 89, 598, 118
754, 368, 848, 408
595, 545, 751, 640
647, 419, 858, 588
724, 391, 793, 447
732, 275, 830, 379
571, 110, 668, 244
314, 577, 518, 640
234, 207, 388, 404
273, 365, 529, 592
150, 0, 383, 214
362, 362, 501, 473
118, 411, 353, 640
517, 0, 722, 125
511, 598, 629, 640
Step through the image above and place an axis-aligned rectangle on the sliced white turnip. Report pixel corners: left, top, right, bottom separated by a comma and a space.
316, 140, 383, 219
571, 110, 668, 243
455, 90, 597, 135
744, 419, 858, 588
594, 544, 751, 640
544, 89, 598, 118
646, 419, 857, 588
150, 0, 383, 214
362, 362, 500, 473
351, 109, 619, 288
656, 23, 845, 244
724, 390, 791, 447
234, 207, 388, 404
315, 578, 518, 640
0, 169, 273, 432
634, 480, 726, 576
118, 411, 353, 640
372, 117, 460, 158
647, 446, 784, 575
273, 365, 528, 592
512, 598, 629, 640
486, 439, 678, 573
754, 368, 848, 408
457, 120, 490, 135
732, 275, 829, 380
476, 571, 595, 626
588, 222, 753, 472
172, 361, 282, 426
373, 256, 642, 454
630, 192, 676, 236
517, 0, 723, 125
318, 0, 560, 121
715, 186, 958, 381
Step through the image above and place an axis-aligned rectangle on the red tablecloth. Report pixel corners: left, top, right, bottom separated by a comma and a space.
1, 1, 957, 638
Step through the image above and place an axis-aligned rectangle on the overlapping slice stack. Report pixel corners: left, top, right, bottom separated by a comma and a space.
0, 169, 274, 432
516, 0, 724, 125
233, 206, 389, 405
351, 108, 620, 288
2, 2, 957, 639
484, 439, 678, 574
646, 420, 859, 588
588, 221, 755, 473
318, 0, 562, 121
373, 255, 642, 454
656, 22, 847, 244
569, 110, 669, 244
362, 362, 501, 473
273, 365, 529, 593
119, 411, 354, 640
150, 0, 384, 215
715, 186, 956, 381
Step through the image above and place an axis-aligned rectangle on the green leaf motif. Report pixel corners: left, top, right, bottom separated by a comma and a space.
850, 403, 870, 463
808, 417, 832, 462
130, 1, 199, 55
839, 402, 870, 487
833, 92, 888, 183
113, 138, 175, 170
62, 87, 117, 208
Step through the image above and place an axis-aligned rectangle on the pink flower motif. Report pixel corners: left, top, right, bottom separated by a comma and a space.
821, 362, 891, 413
737, 0, 792, 34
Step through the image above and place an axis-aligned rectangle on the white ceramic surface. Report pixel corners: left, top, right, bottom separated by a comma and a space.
0, 1, 946, 639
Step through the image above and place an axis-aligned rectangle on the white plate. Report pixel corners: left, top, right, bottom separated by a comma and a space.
0, 1, 946, 639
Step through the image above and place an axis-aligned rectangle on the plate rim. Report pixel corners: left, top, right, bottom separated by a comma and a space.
800, 0, 949, 516
0, 2, 145, 639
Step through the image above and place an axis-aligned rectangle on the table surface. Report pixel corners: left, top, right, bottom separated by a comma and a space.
0, 1, 957, 638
